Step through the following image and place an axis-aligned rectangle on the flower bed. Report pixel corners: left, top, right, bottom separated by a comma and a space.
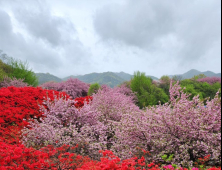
0, 84, 221, 169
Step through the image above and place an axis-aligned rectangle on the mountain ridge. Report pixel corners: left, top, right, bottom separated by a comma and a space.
36, 69, 221, 87
168, 69, 221, 80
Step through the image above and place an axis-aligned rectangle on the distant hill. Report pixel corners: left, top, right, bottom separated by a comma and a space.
63, 72, 126, 88
63, 72, 159, 87
114, 72, 159, 81
35, 73, 62, 85
36, 69, 221, 87
114, 72, 133, 81
169, 69, 221, 80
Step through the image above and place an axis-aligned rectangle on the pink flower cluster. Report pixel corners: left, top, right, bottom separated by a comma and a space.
197, 77, 221, 85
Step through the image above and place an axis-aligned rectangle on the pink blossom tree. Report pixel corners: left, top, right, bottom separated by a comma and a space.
198, 77, 221, 85
0, 76, 28, 88
22, 81, 221, 167
22, 85, 140, 160
115, 81, 221, 167
40, 78, 90, 99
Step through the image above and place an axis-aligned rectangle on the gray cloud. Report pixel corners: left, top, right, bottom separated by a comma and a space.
93, 0, 221, 65
0, 0, 92, 77
13, 1, 76, 46
0, 10, 12, 34
0, 0, 221, 78
94, 0, 177, 48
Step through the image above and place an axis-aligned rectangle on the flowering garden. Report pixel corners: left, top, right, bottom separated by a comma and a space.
0, 76, 221, 170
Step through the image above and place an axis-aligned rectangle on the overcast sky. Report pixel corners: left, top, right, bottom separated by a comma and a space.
0, 0, 221, 78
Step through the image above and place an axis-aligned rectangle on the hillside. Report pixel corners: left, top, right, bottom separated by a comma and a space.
36, 69, 221, 86
63, 72, 126, 88
35, 73, 62, 85
114, 72, 159, 81
169, 69, 221, 80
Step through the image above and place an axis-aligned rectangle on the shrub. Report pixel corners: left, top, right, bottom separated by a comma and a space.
0, 86, 69, 144
22, 85, 140, 160
74, 96, 93, 108
0, 143, 90, 169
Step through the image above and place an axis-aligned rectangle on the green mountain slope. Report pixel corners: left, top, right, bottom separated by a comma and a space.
169, 69, 221, 80
36, 69, 221, 87
63, 72, 126, 88
114, 72, 159, 81
36, 73, 62, 85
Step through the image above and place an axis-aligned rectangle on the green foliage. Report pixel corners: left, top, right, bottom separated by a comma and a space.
161, 154, 174, 162
88, 83, 101, 95
130, 71, 169, 108
0, 59, 12, 81
36, 73, 62, 85
183, 84, 203, 100
8, 58, 38, 87
64, 72, 126, 88
191, 74, 207, 81
0, 52, 38, 86
178, 79, 221, 105
172, 75, 183, 81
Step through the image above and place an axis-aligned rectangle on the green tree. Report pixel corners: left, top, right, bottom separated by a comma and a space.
0, 59, 12, 81
183, 84, 203, 100
179, 78, 221, 103
88, 83, 101, 96
0, 52, 38, 86
130, 71, 168, 108
172, 75, 183, 81
191, 74, 207, 81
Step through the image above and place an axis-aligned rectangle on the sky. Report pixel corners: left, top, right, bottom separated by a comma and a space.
0, 0, 221, 78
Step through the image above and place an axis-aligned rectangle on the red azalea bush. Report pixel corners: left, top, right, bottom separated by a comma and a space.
0, 143, 90, 170
77, 150, 160, 170
74, 96, 93, 108
0, 86, 69, 127
0, 86, 69, 144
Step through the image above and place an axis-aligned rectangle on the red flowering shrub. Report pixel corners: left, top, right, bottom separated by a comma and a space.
0, 86, 69, 144
0, 143, 90, 169
0, 86, 69, 127
74, 96, 93, 108
77, 150, 161, 170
